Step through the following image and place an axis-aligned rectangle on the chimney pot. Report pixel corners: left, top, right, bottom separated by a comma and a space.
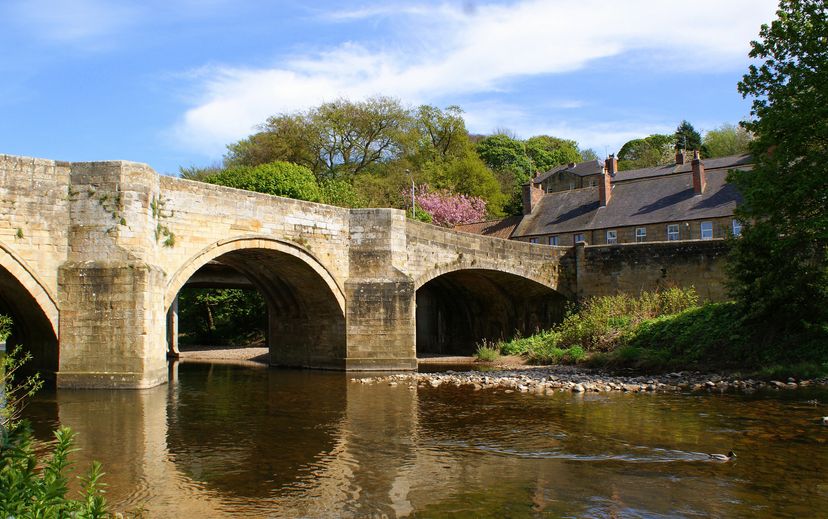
675, 149, 685, 165
605, 154, 618, 177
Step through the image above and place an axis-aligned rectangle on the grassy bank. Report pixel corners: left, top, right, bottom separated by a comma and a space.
479, 288, 828, 379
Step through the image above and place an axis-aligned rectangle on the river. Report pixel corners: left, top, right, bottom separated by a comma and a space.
21, 362, 828, 518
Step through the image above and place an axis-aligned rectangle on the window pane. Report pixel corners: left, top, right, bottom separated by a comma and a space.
606, 230, 617, 244
701, 221, 713, 240
635, 227, 646, 243
550, 236, 559, 246
667, 224, 679, 241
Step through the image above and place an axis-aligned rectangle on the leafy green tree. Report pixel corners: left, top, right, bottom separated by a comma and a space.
703, 123, 754, 157
579, 148, 600, 161
727, 0, 828, 341
617, 134, 674, 170
428, 152, 505, 216
413, 105, 469, 162
203, 161, 322, 202
673, 120, 705, 155
177, 288, 266, 346
475, 133, 534, 179
227, 96, 414, 180
320, 178, 366, 208
525, 135, 582, 171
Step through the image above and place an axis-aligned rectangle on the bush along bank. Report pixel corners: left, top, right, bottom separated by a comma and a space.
478, 288, 828, 380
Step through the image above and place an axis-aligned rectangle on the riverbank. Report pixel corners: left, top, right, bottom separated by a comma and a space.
354, 366, 828, 395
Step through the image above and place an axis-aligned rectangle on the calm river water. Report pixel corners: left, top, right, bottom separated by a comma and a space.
22, 362, 828, 518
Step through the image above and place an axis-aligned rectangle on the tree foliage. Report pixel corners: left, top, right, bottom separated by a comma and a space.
203, 161, 322, 202
177, 288, 266, 346
617, 134, 674, 170
703, 123, 754, 157
727, 0, 828, 340
673, 120, 705, 154
226, 96, 413, 179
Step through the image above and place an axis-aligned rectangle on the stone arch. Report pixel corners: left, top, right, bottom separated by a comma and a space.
165, 236, 347, 369
165, 236, 344, 313
415, 267, 566, 356
413, 262, 558, 292
0, 243, 60, 376
0, 244, 59, 337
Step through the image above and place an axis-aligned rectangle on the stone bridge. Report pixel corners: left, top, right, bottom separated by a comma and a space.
0, 155, 727, 388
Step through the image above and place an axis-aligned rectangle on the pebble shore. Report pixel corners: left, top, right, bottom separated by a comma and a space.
353, 366, 828, 394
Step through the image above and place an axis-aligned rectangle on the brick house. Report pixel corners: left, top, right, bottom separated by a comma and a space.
456, 151, 752, 246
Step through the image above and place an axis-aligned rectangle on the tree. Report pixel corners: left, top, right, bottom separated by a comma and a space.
727, 0, 828, 343
412, 186, 487, 227
225, 96, 414, 179
525, 135, 582, 171
673, 120, 705, 155
617, 134, 674, 170
703, 123, 754, 158
476, 133, 534, 179
413, 105, 469, 162
579, 148, 600, 161
203, 161, 322, 202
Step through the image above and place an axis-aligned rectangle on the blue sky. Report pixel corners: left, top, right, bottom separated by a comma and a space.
0, 0, 779, 175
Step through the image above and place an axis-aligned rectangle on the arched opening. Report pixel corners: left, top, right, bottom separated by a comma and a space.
167, 240, 346, 370
415, 269, 566, 356
0, 264, 59, 381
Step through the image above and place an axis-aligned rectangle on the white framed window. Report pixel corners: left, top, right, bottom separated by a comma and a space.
590, 179, 597, 187
635, 227, 647, 242
569, 182, 575, 190
549, 236, 559, 246
732, 219, 742, 236
606, 230, 617, 244
529, 237, 539, 244
700, 221, 713, 240
667, 224, 680, 241
574, 233, 585, 244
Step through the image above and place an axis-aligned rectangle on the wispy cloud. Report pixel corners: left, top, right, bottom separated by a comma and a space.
171, 0, 777, 157
4, 0, 141, 47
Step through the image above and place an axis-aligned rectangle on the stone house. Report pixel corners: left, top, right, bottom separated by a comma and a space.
456, 151, 752, 246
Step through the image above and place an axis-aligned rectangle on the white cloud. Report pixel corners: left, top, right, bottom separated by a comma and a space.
171, 0, 778, 156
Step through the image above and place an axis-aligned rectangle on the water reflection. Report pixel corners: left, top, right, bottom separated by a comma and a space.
21, 363, 828, 518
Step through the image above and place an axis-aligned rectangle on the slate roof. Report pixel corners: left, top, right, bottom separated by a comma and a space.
513, 155, 750, 237
613, 153, 752, 181
534, 159, 604, 183
454, 215, 522, 239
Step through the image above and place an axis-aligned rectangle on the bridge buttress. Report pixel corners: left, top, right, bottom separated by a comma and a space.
56, 161, 168, 388
343, 209, 417, 371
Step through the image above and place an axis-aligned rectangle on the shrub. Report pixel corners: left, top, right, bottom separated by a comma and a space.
474, 341, 500, 362
0, 314, 11, 342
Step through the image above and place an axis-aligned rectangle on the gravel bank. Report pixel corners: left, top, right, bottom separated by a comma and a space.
354, 366, 828, 394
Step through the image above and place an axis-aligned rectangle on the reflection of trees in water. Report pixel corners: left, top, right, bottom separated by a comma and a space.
165, 365, 347, 498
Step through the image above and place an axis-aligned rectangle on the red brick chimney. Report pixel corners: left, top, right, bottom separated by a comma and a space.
691, 150, 706, 194
605, 154, 618, 176
599, 170, 612, 207
522, 181, 543, 215
675, 149, 685, 165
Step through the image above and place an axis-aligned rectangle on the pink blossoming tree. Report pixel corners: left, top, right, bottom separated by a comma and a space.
411, 186, 487, 227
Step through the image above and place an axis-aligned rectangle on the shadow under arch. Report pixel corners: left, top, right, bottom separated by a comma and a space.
0, 244, 59, 378
415, 268, 567, 356
166, 237, 347, 369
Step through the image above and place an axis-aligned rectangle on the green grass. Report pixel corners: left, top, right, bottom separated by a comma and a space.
491, 288, 828, 378
474, 341, 500, 362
